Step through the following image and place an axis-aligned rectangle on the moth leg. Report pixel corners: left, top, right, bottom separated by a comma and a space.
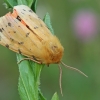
17, 58, 41, 64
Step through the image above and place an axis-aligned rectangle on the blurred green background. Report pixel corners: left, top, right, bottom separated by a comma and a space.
0, 0, 100, 100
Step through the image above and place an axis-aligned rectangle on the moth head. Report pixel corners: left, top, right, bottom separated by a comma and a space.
46, 36, 64, 64
51, 44, 63, 62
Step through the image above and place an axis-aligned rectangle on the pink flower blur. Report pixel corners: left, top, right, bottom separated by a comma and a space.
72, 9, 99, 41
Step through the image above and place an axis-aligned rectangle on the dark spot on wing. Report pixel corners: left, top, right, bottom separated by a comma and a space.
2, 28, 4, 31
18, 42, 24, 45
23, 9, 26, 11
16, 16, 21, 21
26, 25, 29, 29
21, 12, 24, 14
14, 31, 16, 33
5, 44, 9, 48
8, 22, 11, 26
26, 32, 30, 37
10, 38, 14, 41
29, 10, 33, 13
34, 26, 38, 29
0, 29, 2, 32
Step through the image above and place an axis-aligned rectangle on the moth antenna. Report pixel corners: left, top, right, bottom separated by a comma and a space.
61, 61, 88, 77
58, 64, 63, 96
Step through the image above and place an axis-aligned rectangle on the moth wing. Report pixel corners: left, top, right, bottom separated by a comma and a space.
14, 5, 53, 40
0, 14, 42, 61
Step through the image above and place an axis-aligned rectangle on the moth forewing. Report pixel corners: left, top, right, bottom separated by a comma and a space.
2, 15, 34, 56
14, 5, 54, 39
0, 15, 40, 61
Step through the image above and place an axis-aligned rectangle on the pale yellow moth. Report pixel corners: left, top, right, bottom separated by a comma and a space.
0, 5, 87, 95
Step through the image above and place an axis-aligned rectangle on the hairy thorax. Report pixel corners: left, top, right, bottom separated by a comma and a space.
42, 36, 64, 64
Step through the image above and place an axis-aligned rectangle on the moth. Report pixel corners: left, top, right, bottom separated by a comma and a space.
0, 5, 87, 95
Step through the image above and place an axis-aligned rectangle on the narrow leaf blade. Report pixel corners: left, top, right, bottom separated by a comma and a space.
51, 92, 59, 100
17, 54, 41, 100
43, 12, 54, 34
31, 0, 38, 12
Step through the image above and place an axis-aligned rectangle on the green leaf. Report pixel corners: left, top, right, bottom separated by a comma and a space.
17, 54, 44, 100
38, 90, 46, 100
51, 93, 59, 100
43, 13, 54, 35
4, 0, 34, 8
17, 0, 27, 5
17, 0, 34, 7
31, 0, 38, 12
4, 0, 18, 8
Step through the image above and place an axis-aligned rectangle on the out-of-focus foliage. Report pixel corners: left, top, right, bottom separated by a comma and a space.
0, 0, 100, 100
